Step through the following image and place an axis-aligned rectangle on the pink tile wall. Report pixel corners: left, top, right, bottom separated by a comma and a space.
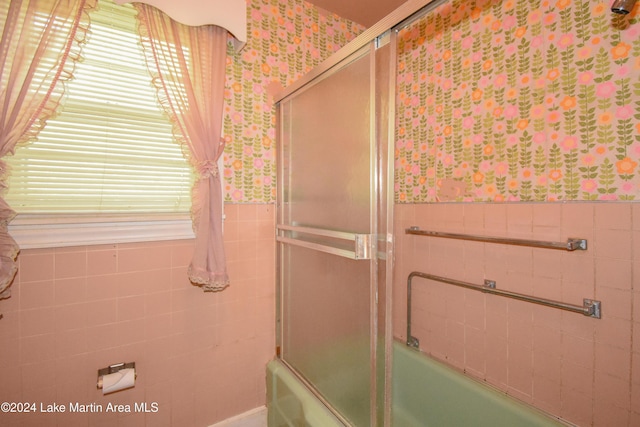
394, 202, 639, 427
0, 204, 275, 427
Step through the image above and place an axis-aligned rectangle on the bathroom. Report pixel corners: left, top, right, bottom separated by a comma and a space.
0, 0, 638, 426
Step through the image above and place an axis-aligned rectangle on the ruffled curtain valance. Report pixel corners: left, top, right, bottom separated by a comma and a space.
0, 0, 97, 299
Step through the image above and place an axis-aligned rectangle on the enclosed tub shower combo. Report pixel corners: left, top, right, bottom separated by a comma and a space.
267, 0, 636, 425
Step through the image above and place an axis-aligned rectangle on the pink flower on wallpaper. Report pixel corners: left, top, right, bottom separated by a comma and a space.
528, 9, 542, 23
533, 132, 546, 145
503, 104, 519, 119
560, 136, 578, 151
503, 15, 516, 30
478, 76, 490, 88
577, 46, 592, 60
530, 105, 545, 119
617, 65, 630, 78
494, 74, 507, 87
622, 182, 635, 192
531, 35, 544, 49
479, 161, 492, 172
578, 71, 593, 85
596, 81, 616, 98
557, 33, 574, 49
616, 105, 633, 120
254, 158, 264, 169
462, 116, 475, 129
581, 180, 597, 192
547, 110, 561, 123
231, 112, 244, 124
495, 162, 509, 176
462, 36, 474, 49
231, 189, 243, 201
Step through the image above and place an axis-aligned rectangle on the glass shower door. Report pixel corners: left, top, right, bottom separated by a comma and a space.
276, 46, 378, 426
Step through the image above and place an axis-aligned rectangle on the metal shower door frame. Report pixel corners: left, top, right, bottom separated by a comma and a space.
273, 1, 448, 425
275, 42, 383, 426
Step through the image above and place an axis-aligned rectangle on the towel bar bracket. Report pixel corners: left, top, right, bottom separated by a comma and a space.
584, 299, 602, 319
483, 279, 496, 289
407, 335, 419, 349
568, 238, 588, 251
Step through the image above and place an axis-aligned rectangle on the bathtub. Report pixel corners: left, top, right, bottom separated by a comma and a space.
267, 340, 567, 426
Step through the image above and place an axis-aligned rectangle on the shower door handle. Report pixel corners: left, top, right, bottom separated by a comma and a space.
276, 224, 374, 260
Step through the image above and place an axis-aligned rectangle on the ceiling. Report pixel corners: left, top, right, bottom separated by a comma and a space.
306, 0, 409, 27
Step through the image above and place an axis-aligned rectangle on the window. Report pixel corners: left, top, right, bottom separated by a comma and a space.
6, 0, 195, 247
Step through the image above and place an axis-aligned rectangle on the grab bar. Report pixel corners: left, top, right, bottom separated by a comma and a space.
406, 226, 587, 251
276, 224, 374, 260
406, 271, 601, 348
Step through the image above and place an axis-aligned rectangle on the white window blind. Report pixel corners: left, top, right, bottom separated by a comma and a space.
5, 0, 193, 215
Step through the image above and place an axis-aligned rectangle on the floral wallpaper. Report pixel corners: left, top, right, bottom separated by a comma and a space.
222, 0, 364, 203
395, 0, 640, 203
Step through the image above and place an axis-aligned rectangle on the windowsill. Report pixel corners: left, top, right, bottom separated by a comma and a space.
8, 214, 195, 249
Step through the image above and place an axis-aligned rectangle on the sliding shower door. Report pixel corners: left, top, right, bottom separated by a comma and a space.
276, 39, 393, 426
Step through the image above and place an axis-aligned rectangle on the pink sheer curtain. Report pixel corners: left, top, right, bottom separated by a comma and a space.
0, 0, 96, 298
134, 4, 229, 291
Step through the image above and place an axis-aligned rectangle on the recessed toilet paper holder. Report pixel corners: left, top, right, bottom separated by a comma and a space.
97, 362, 136, 389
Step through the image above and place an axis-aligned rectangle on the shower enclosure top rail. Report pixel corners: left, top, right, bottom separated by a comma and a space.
406, 226, 587, 251
406, 271, 602, 348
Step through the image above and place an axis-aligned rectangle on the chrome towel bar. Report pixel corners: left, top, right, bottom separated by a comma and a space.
406, 226, 587, 251
276, 224, 374, 260
406, 271, 601, 348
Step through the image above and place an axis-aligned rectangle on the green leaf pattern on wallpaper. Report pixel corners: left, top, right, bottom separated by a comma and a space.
222, 0, 364, 203
395, 0, 640, 203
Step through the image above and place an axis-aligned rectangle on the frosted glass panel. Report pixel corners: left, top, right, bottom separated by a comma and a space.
279, 50, 373, 426
282, 245, 371, 426
283, 52, 372, 232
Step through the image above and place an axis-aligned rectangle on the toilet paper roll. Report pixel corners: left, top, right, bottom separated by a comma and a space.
102, 368, 135, 395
